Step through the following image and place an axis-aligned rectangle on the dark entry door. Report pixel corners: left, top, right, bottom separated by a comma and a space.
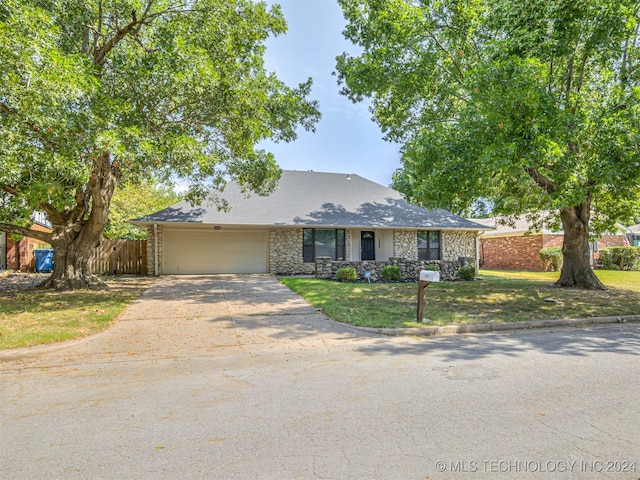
361, 231, 375, 260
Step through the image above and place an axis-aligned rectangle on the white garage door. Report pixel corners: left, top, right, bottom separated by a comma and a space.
163, 229, 268, 274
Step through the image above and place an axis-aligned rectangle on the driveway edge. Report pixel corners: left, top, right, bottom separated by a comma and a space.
0, 329, 115, 362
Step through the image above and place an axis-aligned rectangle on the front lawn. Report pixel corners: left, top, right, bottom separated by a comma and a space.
280, 270, 640, 329
0, 276, 153, 350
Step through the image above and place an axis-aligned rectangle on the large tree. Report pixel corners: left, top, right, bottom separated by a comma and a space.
104, 180, 182, 240
336, 0, 640, 289
0, 0, 320, 289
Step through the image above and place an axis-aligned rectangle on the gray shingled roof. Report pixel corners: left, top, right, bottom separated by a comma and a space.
473, 213, 557, 236
131, 170, 487, 230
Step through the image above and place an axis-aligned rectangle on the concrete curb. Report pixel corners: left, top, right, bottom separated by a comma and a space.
354, 314, 640, 337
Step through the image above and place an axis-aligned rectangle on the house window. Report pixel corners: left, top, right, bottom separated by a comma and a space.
303, 228, 345, 262
418, 231, 441, 260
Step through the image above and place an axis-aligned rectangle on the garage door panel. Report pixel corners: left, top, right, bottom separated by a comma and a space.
163, 229, 268, 274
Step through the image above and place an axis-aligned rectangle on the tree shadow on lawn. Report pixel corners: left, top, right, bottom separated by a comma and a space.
417, 280, 639, 324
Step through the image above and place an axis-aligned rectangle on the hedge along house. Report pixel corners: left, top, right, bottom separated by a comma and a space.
131, 170, 487, 281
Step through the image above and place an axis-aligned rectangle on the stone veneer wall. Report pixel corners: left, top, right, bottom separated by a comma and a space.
270, 227, 355, 274
315, 257, 474, 282
394, 230, 477, 264
314, 229, 478, 281
146, 225, 163, 275
248, 228, 476, 277
269, 228, 315, 275
441, 231, 477, 263
394, 230, 418, 260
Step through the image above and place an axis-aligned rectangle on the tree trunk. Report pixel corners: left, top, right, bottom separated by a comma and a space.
0, 153, 117, 291
40, 225, 107, 291
557, 202, 605, 290
39, 152, 119, 291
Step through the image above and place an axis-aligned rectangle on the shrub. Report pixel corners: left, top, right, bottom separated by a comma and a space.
336, 266, 357, 282
458, 265, 476, 280
424, 264, 439, 271
599, 247, 640, 271
381, 265, 401, 281
539, 246, 563, 271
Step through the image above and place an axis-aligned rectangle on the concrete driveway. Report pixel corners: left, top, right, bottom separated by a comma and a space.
2, 275, 639, 479
1, 274, 370, 366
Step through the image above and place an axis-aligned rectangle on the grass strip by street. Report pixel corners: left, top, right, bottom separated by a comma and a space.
280, 270, 640, 329
0, 276, 154, 350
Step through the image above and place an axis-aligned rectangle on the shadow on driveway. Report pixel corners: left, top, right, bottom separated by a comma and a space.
2, 274, 638, 367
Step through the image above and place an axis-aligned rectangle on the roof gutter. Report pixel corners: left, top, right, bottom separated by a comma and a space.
131, 221, 488, 231
475, 230, 483, 272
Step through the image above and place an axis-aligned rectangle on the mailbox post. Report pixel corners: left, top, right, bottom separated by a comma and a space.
417, 270, 440, 322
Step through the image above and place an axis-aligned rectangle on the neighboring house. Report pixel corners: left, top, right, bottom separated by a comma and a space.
1, 213, 52, 271
628, 224, 640, 246
475, 214, 627, 271
131, 170, 487, 280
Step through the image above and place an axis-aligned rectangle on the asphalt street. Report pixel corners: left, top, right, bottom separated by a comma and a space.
1, 275, 638, 480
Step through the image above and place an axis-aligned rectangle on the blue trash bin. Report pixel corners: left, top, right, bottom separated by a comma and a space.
35, 249, 54, 273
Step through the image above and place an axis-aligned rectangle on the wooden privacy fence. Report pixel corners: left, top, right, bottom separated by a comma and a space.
88, 239, 147, 275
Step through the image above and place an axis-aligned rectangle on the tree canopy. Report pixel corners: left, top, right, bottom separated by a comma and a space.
0, 0, 320, 288
337, 0, 640, 288
104, 180, 182, 239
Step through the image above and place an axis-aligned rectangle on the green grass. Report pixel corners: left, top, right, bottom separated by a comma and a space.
280, 269, 640, 329
0, 277, 153, 350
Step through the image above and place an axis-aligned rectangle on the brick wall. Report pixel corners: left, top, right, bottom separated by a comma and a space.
4, 224, 52, 271
482, 233, 627, 271
544, 234, 626, 262
541, 234, 564, 249
480, 234, 546, 271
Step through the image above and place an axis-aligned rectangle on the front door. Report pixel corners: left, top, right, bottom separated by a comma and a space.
361, 231, 375, 261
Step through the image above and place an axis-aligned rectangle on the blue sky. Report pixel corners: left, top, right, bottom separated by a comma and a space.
261, 0, 401, 187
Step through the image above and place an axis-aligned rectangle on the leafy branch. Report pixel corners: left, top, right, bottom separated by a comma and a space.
0, 223, 52, 243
